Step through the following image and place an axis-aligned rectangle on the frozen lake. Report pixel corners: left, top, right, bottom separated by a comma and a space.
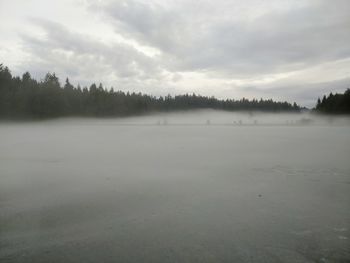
1, 111, 349, 262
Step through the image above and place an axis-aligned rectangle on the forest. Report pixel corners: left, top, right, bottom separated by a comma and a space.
315, 89, 350, 114
0, 64, 301, 119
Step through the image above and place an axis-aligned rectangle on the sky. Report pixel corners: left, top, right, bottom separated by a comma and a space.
0, 0, 349, 107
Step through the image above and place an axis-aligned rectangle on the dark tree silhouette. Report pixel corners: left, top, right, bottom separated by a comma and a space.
315, 89, 350, 114
0, 64, 301, 119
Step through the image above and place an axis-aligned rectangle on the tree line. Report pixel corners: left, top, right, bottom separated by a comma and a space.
0, 64, 300, 119
315, 89, 350, 114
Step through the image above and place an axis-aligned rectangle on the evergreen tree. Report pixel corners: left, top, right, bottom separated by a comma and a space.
0, 64, 302, 119
315, 89, 350, 114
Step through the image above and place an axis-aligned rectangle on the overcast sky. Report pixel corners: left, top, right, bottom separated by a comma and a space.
1, 0, 349, 107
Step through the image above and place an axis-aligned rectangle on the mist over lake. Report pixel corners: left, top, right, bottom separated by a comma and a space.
1, 111, 349, 263
2, 0, 350, 261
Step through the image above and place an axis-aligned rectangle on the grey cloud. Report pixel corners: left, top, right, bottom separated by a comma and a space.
6, 0, 350, 106
94, 0, 350, 76
235, 78, 350, 107
19, 18, 162, 84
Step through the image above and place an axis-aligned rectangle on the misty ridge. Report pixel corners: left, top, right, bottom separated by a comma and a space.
0, 64, 303, 119
2, 64, 349, 121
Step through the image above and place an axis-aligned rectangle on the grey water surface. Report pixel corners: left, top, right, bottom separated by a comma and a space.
1, 111, 349, 262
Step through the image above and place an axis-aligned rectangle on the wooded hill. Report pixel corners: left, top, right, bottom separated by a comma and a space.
0, 64, 301, 119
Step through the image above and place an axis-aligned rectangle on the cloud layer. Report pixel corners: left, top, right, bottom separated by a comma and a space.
1, 0, 349, 106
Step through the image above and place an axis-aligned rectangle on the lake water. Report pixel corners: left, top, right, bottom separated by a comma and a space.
1, 111, 349, 262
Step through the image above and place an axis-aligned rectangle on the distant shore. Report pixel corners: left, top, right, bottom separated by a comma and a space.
1, 64, 300, 120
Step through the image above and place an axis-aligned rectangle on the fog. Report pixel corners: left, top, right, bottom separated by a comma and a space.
1, 111, 349, 262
